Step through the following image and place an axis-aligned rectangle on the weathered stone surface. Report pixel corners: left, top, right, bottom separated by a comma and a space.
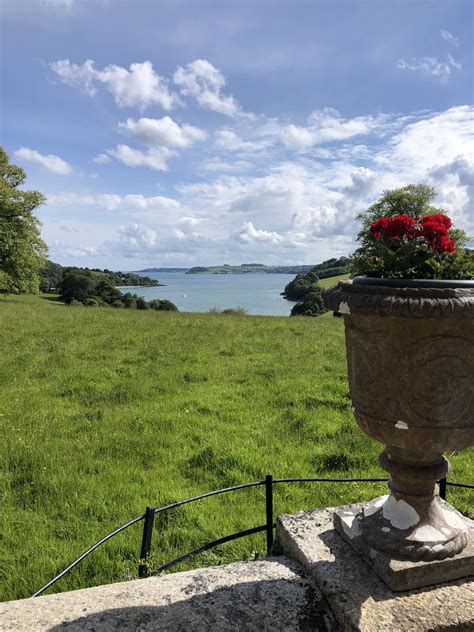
333, 499, 474, 591
0, 557, 338, 631
277, 507, 474, 631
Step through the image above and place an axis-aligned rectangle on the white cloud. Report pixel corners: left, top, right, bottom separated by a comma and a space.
116, 223, 159, 252
174, 59, 250, 118
14, 147, 72, 175
50, 59, 179, 110
43, 105, 474, 266
440, 29, 459, 47
396, 55, 461, 80
93, 153, 112, 164
41, 0, 74, 9
375, 106, 474, 176
201, 158, 254, 173
106, 144, 177, 171
214, 129, 268, 153
234, 222, 286, 245
119, 116, 207, 148
262, 108, 389, 150
46, 191, 181, 215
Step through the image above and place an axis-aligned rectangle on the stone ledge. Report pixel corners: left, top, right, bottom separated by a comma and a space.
277, 507, 474, 632
0, 557, 338, 631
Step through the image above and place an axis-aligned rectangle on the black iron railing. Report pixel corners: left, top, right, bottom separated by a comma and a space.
31, 475, 472, 597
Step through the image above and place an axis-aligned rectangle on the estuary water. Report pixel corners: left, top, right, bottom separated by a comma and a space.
121, 272, 296, 316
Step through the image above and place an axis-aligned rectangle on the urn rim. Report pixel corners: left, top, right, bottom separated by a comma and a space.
352, 275, 474, 289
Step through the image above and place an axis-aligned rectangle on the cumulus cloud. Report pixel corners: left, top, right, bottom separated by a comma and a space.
50, 59, 179, 110
214, 129, 268, 153
174, 59, 250, 118
201, 158, 254, 172
116, 223, 159, 252
440, 29, 459, 47
93, 153, 112, 164
106, 144, 177, 171
14, 147, 72, 175
46, 191, 181, 214
396, 55, 461, 80
264, 108, 389, 150
44, 105, 474, 266
119, 116, 207, 148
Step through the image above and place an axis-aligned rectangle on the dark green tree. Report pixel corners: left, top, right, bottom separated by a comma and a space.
291, 284, 326, 317
0, 147, 48, 294
58, 269, 97, 304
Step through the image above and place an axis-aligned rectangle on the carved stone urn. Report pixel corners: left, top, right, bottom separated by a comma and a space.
324, 277, 474, 587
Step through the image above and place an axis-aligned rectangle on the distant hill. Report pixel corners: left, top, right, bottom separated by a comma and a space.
185, 264, 316, 274
136, 267, 190, 273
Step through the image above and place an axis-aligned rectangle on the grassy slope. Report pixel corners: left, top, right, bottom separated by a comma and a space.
1, 294, 472, 600
319, 273, 350, 289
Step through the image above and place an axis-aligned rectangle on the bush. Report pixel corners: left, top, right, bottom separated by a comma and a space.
69, 299, 83, 307
148, 299, 178, 311
221, 307, 247, 315
136, 297, 150, 310
83, 298, 99, 307
291, 285, 326, 317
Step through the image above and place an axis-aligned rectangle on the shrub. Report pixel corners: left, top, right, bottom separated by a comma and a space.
221, 307, 247, 315
148, 299, 178, 311
83, 298, 99, 307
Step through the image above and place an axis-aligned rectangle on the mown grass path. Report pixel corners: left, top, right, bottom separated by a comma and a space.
1, 295, 472, 600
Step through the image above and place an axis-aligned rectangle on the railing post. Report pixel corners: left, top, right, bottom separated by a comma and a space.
265, 474, 274, 554
138, 506, 155, 578
438, 477, 447, 501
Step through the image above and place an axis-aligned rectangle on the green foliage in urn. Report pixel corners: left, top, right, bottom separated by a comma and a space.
0, 147, 48, 294
350, 184, 473, 280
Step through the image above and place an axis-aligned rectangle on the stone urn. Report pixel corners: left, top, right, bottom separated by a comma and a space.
324, 277, 474, 573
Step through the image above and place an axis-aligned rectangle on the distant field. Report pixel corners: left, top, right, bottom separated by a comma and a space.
1, 294, 472, 601
319, 273, 350, 289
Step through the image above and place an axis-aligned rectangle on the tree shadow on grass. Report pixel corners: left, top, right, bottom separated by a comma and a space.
40, 294, 65, 305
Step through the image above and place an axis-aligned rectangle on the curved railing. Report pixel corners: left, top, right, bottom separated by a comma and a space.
31, 475, 473, 597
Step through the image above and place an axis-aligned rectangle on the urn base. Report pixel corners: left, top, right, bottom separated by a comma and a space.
334, 498, 474, 591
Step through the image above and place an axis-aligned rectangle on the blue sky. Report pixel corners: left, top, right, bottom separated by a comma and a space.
2, 0, 473, 269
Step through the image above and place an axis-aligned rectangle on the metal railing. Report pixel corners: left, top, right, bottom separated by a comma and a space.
31, 475, 473, 597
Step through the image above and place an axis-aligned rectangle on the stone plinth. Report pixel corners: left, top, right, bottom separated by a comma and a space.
333, 498, 474, 591
0, 557, 337, 631
277, 507, 474, 632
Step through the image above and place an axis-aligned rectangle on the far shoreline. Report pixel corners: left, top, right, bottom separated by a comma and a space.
116, 284, 166, 289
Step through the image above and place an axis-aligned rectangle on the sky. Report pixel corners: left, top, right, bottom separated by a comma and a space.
1, 0, 473, 270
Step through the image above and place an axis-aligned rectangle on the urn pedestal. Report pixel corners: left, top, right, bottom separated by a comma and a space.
324, 277, 474, 590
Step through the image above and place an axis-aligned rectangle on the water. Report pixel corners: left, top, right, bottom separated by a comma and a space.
120, 272, 297, 316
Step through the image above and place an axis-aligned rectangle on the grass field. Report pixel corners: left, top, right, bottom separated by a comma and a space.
1, 293, 472, 601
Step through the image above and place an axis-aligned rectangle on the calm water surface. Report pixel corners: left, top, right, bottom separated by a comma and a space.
122, 272, 296, 316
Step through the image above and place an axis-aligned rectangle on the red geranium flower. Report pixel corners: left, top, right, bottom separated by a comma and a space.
421, 213, 452, 229
370, 215, 417, 240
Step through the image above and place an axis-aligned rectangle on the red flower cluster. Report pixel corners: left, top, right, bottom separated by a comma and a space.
369, 213, 456, 254
370, 215, 416, 241
420, 215, 455, 253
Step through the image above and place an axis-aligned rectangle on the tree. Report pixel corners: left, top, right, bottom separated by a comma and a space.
58, 269, 97, 304
350, 184, 471, 279
291, 284, 326, 316
0, 147, 48, 294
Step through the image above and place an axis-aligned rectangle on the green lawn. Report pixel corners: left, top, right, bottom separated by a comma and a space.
1, 294, 472, 601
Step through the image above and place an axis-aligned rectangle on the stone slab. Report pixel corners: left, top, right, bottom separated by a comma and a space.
333, 500, 474, 591
0, 557, 338, 631
277, 507, 474, 632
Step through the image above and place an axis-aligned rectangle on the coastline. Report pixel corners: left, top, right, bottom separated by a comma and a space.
115, 284, 166, 288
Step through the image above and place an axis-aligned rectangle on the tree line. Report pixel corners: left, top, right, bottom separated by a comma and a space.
282, 257, 348, 316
